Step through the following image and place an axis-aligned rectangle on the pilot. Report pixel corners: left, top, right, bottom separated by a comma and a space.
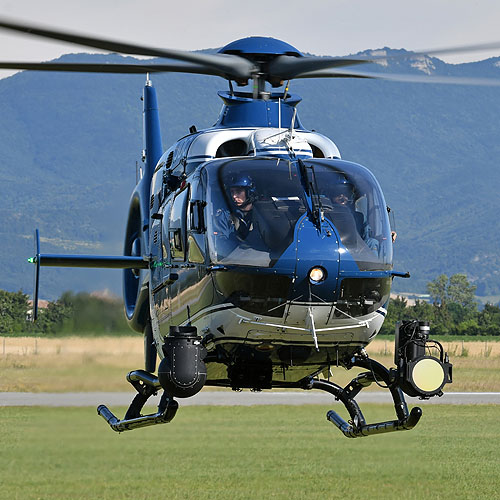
228, 175, 256, 240
214, 174, 269, 254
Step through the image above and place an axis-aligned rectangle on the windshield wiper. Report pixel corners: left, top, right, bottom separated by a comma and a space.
297, 159, 323, 229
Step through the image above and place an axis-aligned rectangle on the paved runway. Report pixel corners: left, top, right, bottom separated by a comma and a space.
1, 391, 499, 407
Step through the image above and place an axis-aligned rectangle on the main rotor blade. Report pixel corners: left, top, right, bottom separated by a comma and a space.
267, 55, 371, 79
295, 68, 500, 87
0, 61, 225, 77
267, 40, 500, 80
0, 18, 255, 79
353, 42, 500, 67
401, 41, 500, 61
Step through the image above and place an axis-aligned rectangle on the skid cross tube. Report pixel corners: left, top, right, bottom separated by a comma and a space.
303, 356, 422, 438
97, 370, 178, 432
97, 396, 178, 432
325, 406, 422, 438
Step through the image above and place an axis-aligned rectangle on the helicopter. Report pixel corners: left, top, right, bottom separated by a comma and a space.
4, 19, 499, 438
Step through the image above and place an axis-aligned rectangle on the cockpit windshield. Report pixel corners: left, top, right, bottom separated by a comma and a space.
204, 158, 392, 270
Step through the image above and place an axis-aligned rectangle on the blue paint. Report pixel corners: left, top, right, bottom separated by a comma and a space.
140, 81, 163, 235
122, 80, 164, 325
219, 37, 303, 57
214, 91, 304, 129
143, 83, 163, 183
292, 216, 341, 301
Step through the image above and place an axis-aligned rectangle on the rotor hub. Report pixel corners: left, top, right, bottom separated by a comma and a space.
219, 37, 303, 59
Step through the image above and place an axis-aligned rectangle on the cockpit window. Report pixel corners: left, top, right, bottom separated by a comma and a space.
302, 160, 393, 270
204, 158, 392, 270
206, 158, 303, 266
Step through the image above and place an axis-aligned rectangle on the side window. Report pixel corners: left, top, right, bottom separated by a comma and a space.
187, 235, 205, 264
354, 195, 368, 231
187, 174, 207, 264
170, 230, 183, 259
169, 186, 189, 261
366, 189, 381, 237
187, 198, 206, 264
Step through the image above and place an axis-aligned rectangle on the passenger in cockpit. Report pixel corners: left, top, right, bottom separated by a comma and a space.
330, 178, 380, 253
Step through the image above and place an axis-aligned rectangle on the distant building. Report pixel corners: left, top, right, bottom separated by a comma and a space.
90, 289, 120, 302
26, 299, 49, 321
390, 293, 431, 307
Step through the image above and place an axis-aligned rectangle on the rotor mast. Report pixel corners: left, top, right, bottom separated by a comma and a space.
218, 36, 304, 100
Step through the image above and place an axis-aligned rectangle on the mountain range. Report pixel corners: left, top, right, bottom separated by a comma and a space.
0, 48, 499, 300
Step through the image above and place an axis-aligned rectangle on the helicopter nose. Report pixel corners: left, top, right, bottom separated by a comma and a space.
292, 219, 340, 300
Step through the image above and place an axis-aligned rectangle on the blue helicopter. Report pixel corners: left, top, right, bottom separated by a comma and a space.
6, 19, 490, 438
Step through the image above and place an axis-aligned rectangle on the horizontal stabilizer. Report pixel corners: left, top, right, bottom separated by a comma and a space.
28, 229, 149, 321
29, 254, 149, 269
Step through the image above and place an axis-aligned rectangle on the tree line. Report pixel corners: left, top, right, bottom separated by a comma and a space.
380, 274, 500, 336
0, 290, 129, 336
0, 273, 499, 336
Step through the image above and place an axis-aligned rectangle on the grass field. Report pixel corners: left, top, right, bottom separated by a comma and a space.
0, 404, 499, 499
0, 337, 142, 392
1, 336, 499, 393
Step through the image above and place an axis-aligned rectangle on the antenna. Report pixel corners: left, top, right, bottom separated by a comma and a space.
289, 107, 297, 135
278, 98, 281, 132
283, 80, 290, 99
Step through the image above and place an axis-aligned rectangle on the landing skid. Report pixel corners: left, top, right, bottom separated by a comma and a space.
97, 370, 178, 432
302, 355, 422, 438
97, 356, 422, 437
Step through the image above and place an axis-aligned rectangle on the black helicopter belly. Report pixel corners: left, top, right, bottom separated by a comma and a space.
203, 342, 364, 389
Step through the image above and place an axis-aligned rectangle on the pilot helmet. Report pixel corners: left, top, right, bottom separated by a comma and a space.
229, 174, 257, 204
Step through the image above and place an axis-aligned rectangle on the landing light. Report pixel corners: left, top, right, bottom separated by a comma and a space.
395, 321, 452, 398
309, 267, 326, 284
410, 357, 445, 393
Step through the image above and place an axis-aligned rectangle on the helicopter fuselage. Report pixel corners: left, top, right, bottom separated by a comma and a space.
19, 29, 453, 433
146, 117, 395, 389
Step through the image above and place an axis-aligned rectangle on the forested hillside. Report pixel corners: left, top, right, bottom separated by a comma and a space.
1, 49, 499, 299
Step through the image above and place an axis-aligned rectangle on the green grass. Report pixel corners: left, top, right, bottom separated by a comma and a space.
0, 405, 499, 499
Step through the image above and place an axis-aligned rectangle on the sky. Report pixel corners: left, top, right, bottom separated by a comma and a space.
0, 0, 499, 79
